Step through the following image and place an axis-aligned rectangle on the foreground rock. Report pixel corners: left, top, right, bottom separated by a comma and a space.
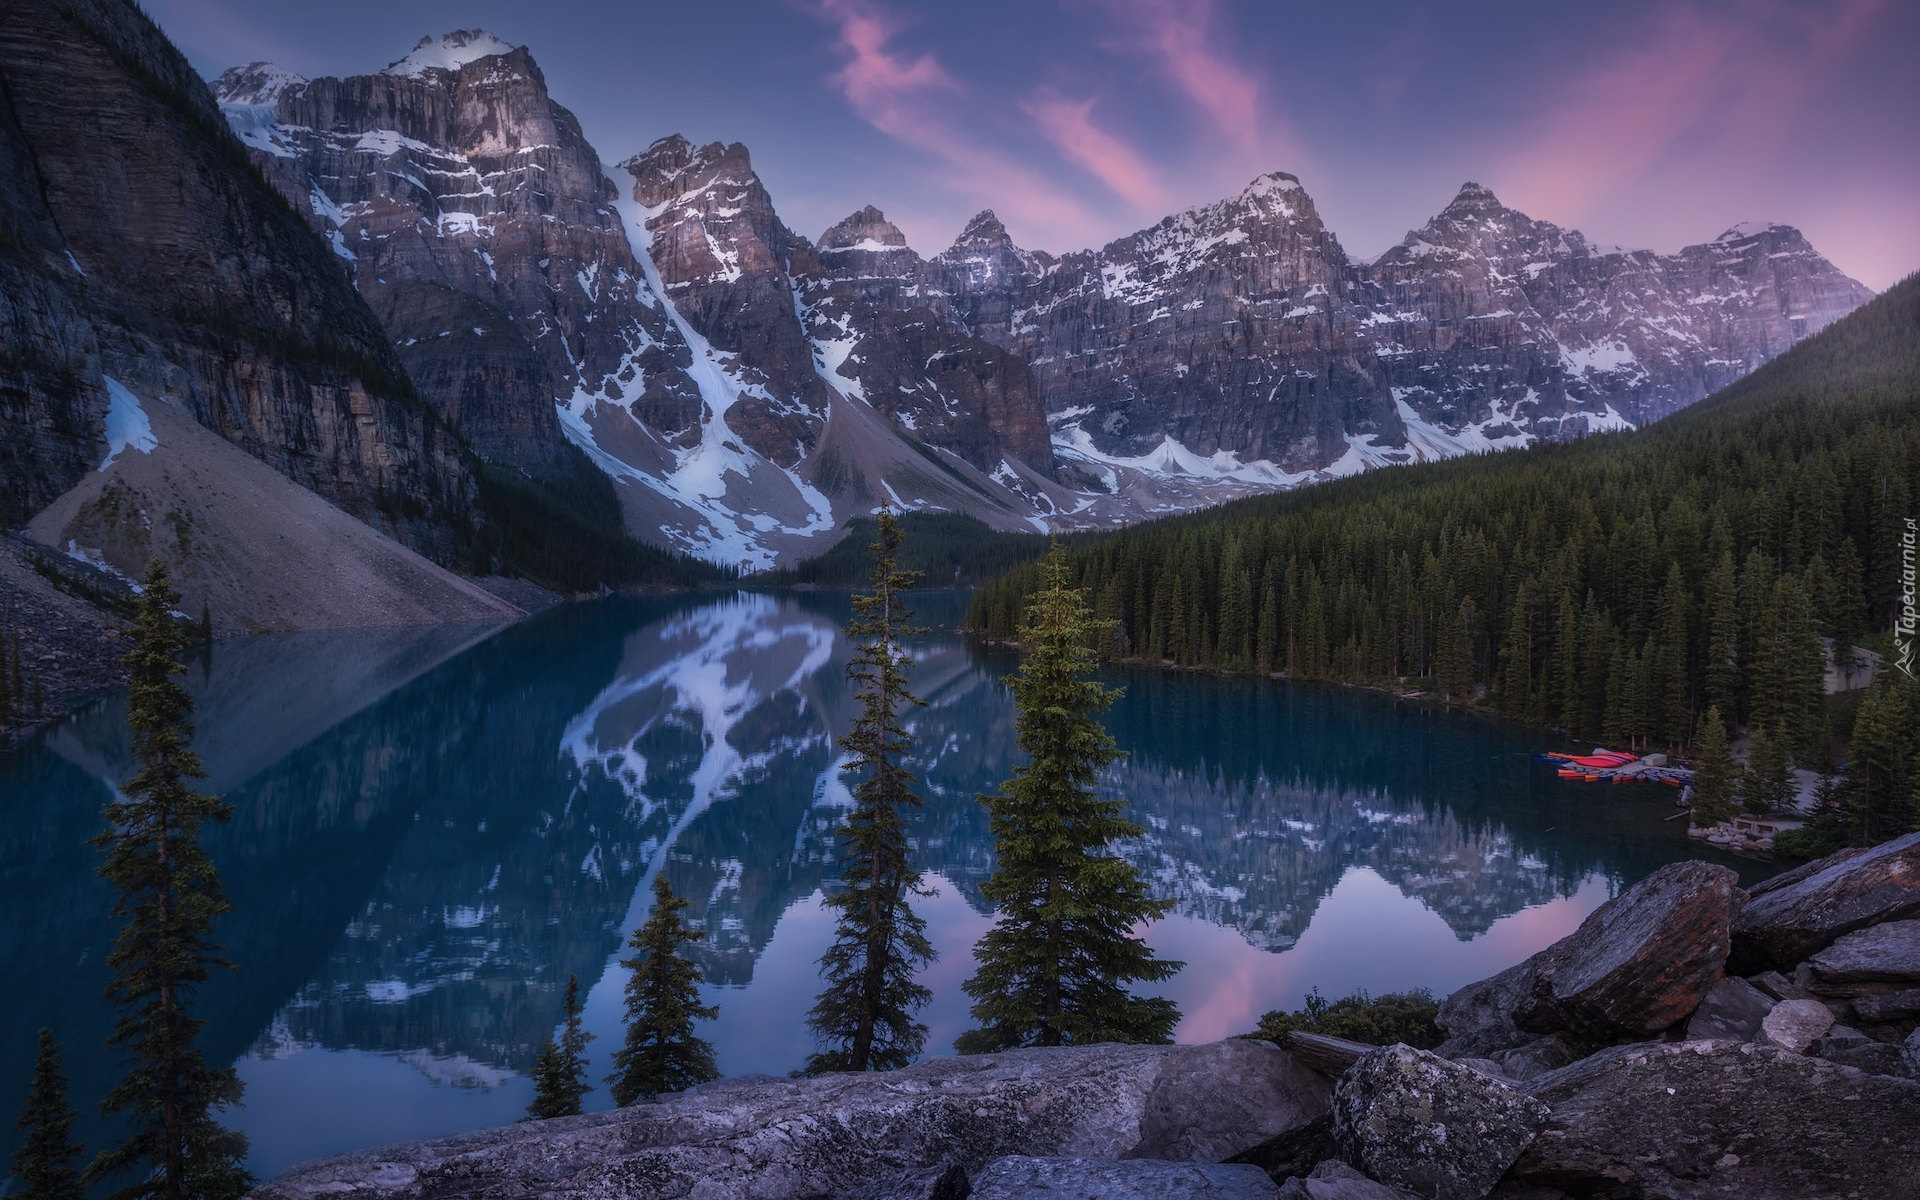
1804, 917, 1920, 985
1731, 832, 1920, 971
1757, 998, 1834, 1053
1331, 1045, 1550, 1200
1683, 978, 1776, 1042
1437, 861, 1737, 1052
1512, 1040, 1920, 1199
968, 1156, 1278, 1200
1276, 1160, 1419, 1200
250, 1040, 1329, 1200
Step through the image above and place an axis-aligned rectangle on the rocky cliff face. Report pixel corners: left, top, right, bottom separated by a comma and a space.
0, 0, 473, 555
212, 35, 702, 482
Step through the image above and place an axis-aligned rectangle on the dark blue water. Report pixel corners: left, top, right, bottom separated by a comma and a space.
0, 590, 1776, 1180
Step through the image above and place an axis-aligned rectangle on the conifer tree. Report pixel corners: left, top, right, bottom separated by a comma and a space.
957, 545, 1181, 1053
526, 973, 593, 1119
11, 1029, 85, 1200
1689, 707, 1738, 828
609, 876, 718, 1105
1837, 677, 1919, 845
805, 510, 936, 1074
1737, 723, 1795, 815
90, 558, 251, 1200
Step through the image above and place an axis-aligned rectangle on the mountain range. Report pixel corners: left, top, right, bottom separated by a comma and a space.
0, 5, 1878, 620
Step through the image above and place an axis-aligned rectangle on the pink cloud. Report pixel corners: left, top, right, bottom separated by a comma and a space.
1086, 0, 1263, 148
800, 0, 1105, 247
1497, 0, 1891, 227
1023, 91, 1169, 211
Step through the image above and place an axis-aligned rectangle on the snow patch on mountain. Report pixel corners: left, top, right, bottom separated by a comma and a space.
384, 30, 517, 78
101, 377, 158, 468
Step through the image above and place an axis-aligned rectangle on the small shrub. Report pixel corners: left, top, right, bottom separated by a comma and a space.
1246, 987, 1442, 1049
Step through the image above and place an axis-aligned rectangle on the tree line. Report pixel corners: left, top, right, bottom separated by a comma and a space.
968, 275, 1920, 844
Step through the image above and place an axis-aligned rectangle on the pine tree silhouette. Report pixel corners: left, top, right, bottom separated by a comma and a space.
527, 974, 594, 1119
89, 559, 251, 1200
805, 510, 936, 1074
10, 1029, 86, 1200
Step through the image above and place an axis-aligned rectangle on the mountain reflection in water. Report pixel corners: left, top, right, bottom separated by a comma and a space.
0, 591, 1776, 1179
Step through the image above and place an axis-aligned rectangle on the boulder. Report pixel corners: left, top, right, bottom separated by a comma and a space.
1331, 1045, 1550, 1200
1683, 977, 1776, 1042
1906, 1028, 1920, 1078
968, 1156, 1278, 1200
1758, 997, 1835, 1053
1743, 969, 1815, 1002
1519, 861, 1738, 1040
834, 1162, 968, 1200
1849, 986, 1920, 1023
1730, 831, 1920, 972
1805, 917, 1920, 985
248, 1041, 1331, 1200
1437, 862, 1737, 1052
1275, 1160, 1420, 1200
1512, 1040, 1920, 1199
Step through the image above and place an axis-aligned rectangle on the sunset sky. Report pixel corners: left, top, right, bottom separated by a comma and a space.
148, 0, 1918, 288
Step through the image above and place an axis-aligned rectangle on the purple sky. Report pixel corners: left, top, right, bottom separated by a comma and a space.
150, 0, 1917, 288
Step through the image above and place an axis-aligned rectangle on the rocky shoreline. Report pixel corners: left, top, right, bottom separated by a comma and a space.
250, 832, 1920, 1200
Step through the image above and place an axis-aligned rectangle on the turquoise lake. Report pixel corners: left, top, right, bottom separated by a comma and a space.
0, 590, 1779, 1180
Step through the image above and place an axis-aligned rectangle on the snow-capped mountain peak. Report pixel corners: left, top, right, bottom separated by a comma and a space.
213, 62, 308, 106
383, 30, 517, 78
1716, 220, 1790, 243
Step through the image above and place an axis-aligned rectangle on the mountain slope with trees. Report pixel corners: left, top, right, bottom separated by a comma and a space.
969, 273, 1920, 766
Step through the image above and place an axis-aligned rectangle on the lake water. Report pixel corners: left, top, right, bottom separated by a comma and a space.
0, 590, 1778, 1181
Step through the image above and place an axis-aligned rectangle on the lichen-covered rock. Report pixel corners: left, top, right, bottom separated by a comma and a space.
1805, 918, 1920, 985
1514, 1040, 1920, 1199
1758, 997, 1835, 1053
250, 1040, 1330, 1200
1684, 977, 1777, 1042
969, 1156, 1278, 1200
1275, 1159, 1420, 1200
1331, 1045, 1550, 1200
1731, 832, 1920, 972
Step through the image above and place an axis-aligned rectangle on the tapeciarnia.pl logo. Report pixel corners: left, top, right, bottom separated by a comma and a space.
1898, 517, 1917, 680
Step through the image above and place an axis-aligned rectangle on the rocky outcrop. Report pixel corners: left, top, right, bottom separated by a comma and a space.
1731, 832, 1920, 971
250, 1040, 1332, 1200
1331, 1045, 1550, 1200
1276, 1159, 1419, 1200
1757, 997, 1834, 1053
1683, 977, 1776, 1042
1804, 917, 1920, 985
1511, 1041, 1920, 1199
0, 0, 474, 558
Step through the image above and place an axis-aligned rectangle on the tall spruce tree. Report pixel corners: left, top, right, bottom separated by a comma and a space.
609, 876, 718, 1105
90, 559, 251, 1200
805, 510, 936, 1074
526, 973, 593, 1119
11, 1029, 85, 1200
1689, 707, 1738, 828
957, 545, 1181, 1053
